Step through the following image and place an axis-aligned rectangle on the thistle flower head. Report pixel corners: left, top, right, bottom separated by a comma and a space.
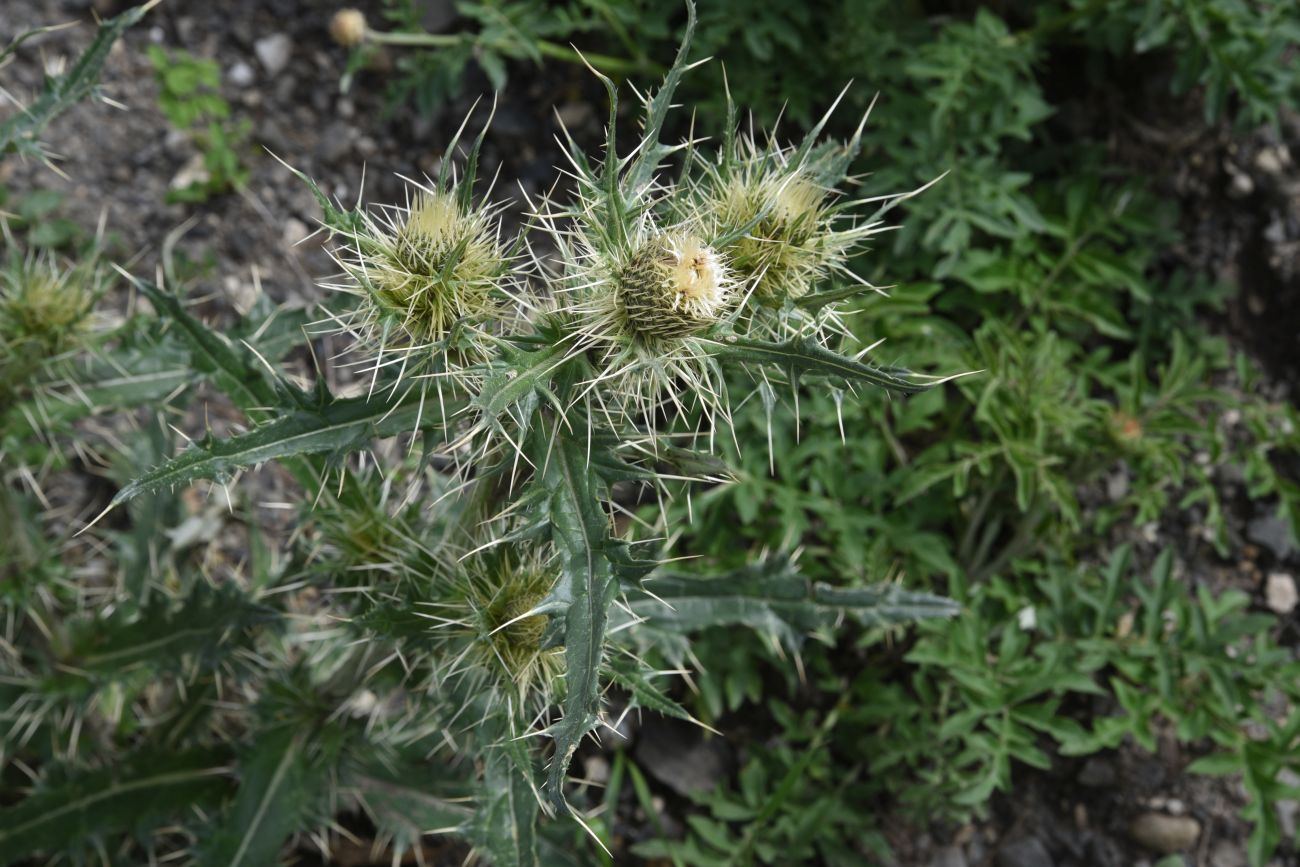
321, 178, 516, 389
0, 254, 96, 355
536, 203, 741, 438
426, 546, 565, 716
616, 233, 732, 341
701, 153, 854, 309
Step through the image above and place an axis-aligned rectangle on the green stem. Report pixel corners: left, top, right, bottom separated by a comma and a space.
367, 29, 653, 77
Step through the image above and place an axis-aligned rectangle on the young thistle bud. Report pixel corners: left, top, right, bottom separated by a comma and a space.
430, 549, 564, 713
329, 8, 368, 47
379, 192, 502, 342
324, 183, 513, 378
617, 234, 731, 341
1, 254, 100, 404
710, 168, 837, 304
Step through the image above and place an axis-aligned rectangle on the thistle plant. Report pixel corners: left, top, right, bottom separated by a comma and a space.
1, 5, 962, 864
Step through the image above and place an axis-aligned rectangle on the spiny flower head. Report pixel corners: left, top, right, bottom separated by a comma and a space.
0, 252, 104, 406
420, 546, 565, 718
539, 202, 741, 436
680, 95, 914, 346
616, 232, 732, 341
0, 254, 97, 356
321, 178, 516, 387
712, 169, 828, 301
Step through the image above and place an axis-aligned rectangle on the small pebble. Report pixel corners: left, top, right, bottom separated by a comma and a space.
928, 846, 967, 867
1129, 813, 1201, 853
1254, 145, 1289, 175
1078, 756, 1117, 788
1267, 572, 1298, 615
996, 837, 1053, 867
255, 33, 293, 76
281, 217, 311, 247
1209, 840, 1248, 867
228, 60, 255, 88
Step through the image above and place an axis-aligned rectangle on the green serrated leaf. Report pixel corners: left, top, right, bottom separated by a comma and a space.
0, 747, 230, 860
706, 336, 945, 394
195, 726, 322, 867
472, 749, 541, 867
0, 7, 148, 160
61, 581, 277, 678
607, 655, 693, 722
534, 427, 616, 814
111, 384, 463, 505
626, 557, 958, 647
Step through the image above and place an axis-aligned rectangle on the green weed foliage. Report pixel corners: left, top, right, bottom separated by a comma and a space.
146, 46, 250, 202
1, 0, 1299, 865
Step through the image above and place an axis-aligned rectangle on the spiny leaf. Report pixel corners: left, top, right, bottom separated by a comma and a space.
473, 341, 567, 423
533, 425, 616, 814
61, 581, 278, 678
472, 749, 540, 867
129, 275, 283, 418
194, 726, 323, 867
622, 0, 698, 194
626, 556, 959, 648
277, 155, 366, 236
606, 655, 692, 722
0, 5, 150, 160
352, 767, 474, 856
707, 336, 947, 394
0, 747, 230, 860
110, 384, 464, 505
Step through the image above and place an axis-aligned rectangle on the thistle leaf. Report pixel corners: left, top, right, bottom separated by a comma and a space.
354, 772, 474, 855
0, 6, 148, 161
110, 385, 462, 505
472, 750, 540, 867
61, 581, 278, 678
533, 427, 616, 814
128, 276, 285, 416
0, 747, 230, 860
627, 556, 959, 647
606, 655, 692, 722
708, 336, 944, 394
622, 0, 698, 194
195, 726, 322, 867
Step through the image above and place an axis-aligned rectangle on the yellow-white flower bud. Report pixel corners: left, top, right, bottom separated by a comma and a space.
329, 8, 368, 48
